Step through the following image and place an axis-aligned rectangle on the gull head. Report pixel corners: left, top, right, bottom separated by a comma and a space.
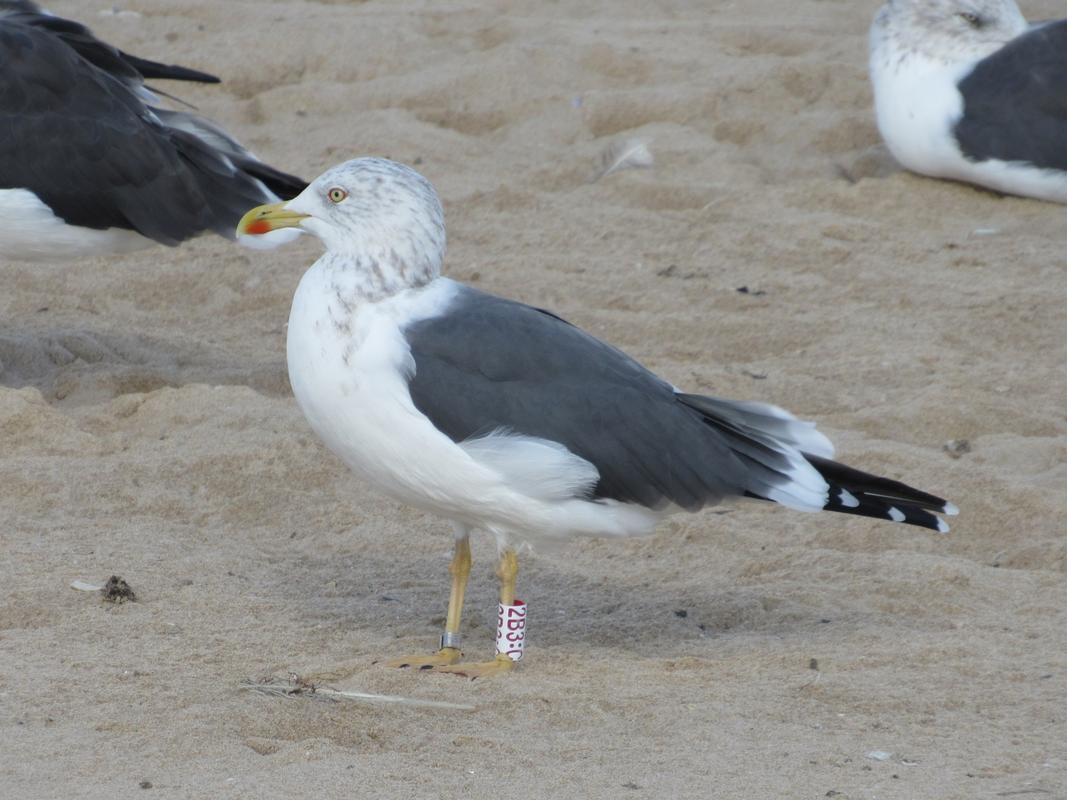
238, 157, 447, 293
873, 0, 1027, 62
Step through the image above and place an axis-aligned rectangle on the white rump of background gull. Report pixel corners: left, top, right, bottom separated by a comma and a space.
238, 157, 958, 678
0, 0, 306, 261
870, 0, 1067, 203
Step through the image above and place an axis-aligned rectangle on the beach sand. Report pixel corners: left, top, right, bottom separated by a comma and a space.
1, 1, 1065, 797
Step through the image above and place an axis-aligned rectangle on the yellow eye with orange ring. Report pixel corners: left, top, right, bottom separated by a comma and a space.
327, 187, 348, 203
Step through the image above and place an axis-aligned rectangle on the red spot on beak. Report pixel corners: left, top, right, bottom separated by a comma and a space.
244, 219, 274, 235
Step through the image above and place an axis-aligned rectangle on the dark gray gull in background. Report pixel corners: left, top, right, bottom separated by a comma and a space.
870, 0, 1067, 202
237, 157, 958, 678
0, 0, 306, 261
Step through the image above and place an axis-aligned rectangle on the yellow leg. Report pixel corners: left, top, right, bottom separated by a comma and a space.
384, 534, 470, 669
434, 548, 520, 679
443, 535, 472, 645
497, 549, 518, 605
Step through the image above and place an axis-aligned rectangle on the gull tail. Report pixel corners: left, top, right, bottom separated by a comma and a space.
676, 394, 957, 532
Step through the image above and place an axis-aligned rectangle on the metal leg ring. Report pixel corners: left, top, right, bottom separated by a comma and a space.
440, 632, 462, 649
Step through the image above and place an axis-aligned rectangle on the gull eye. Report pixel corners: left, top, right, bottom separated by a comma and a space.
327, 187, 348, 204
958, 11, 982, 27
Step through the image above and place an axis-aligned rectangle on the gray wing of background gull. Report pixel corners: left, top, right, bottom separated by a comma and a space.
0, 1, 306, 245
404, 286, 954, 531
956, 20, 1067, 171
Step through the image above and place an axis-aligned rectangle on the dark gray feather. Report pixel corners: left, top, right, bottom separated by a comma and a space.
404, 286, 758, 511
0, 10, 305, 243
955, 20, 1067, 170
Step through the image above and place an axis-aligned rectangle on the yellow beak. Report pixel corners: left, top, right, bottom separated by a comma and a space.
236, 202, 309, 237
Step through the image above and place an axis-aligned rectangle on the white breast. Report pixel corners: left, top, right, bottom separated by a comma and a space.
869, 38, 972, 179
286, 270, 472, 508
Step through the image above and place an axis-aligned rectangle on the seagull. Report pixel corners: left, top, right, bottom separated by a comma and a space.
868, 0, 1067, 202
0, 0, 306, 261
238, 157, 958, 678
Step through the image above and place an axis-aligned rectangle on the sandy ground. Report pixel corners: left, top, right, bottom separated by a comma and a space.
2, 1, 1065, 797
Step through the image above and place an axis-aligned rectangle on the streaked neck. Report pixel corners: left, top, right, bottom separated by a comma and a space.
316, 247, 438, 304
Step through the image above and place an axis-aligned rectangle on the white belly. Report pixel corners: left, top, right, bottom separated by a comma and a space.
0, 189, 152, 262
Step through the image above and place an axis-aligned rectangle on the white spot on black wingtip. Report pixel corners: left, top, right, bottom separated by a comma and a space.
942, 501, 960, 516
838, 488, 860, 508
887, 506, 906, 523
936, 518, 951, 534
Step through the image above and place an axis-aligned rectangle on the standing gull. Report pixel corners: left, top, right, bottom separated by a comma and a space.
869, 0, 1067, 202
238, 158, 958, 678
0, 1, 306, 261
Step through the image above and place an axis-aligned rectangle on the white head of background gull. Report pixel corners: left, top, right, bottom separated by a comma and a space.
870, 0, 1067, 202
872, 0, 1026, 62
239, 157, 958, 678
0, 1, 306, 262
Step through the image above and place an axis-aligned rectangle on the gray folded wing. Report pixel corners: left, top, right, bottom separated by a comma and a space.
403, 286, 750, 511
955, 21, 1067, 170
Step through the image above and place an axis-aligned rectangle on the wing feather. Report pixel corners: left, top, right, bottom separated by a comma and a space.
956, 21, 1067, 170
403, 287, 748, 510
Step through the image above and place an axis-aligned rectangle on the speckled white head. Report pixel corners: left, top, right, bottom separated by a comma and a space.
873, 0, 1028, 62
240, 157, 447, 298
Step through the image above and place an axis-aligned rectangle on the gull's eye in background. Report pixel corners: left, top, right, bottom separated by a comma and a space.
327, 187, 348, 203
958, 11, 982, 27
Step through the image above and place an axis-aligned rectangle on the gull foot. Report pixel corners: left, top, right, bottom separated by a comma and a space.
432, 653, 516, 680
383, 647, 462, 670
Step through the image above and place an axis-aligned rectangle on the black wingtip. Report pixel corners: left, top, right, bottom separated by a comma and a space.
244, 162, 309, 201
122, 53, 221, 84
806, 454, 957, 533
824, 486, 954, 533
